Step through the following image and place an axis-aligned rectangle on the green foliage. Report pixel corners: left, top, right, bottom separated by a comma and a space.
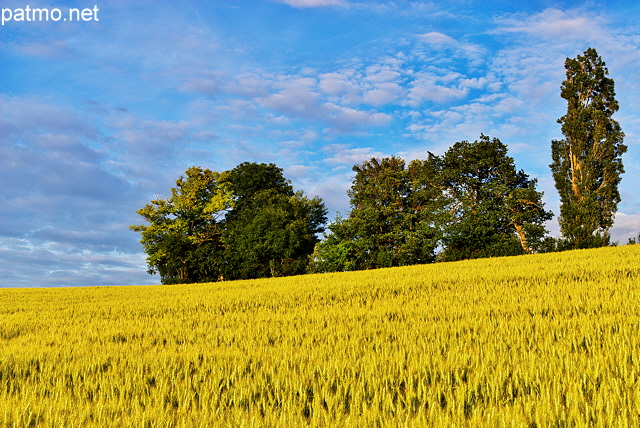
550, 48, 627, 249
132, 163, 327, 284
314, 135, 552, 272
129, 50, 630, 281
439, 135, 553, 261
308, 218, 356, 273
224, 190, 327, 280
130, 167, 232, 284
223, 161, 294, 212
311, 156, 443, 272
221, 162, 327, 280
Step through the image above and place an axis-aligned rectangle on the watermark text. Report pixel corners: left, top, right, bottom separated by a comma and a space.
2, 5, 100, 25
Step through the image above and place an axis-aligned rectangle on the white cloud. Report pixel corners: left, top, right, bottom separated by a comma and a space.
257, 77, 321, 120
493, 96, 525, 114
611, 213, 640, 244
418, 31, 456, 46
319, 72, 358, 96
322, 143, 387, 166
459, 77, 488, 90
416, 31, 485, 63
494, 8, 598, 41
364, 64, 402, 84
252, 74, 391, 132
277, 0, 347, 7
319, 71, 363, 105
363, 83, 403, 107
323, 103, 392, 132
408, 74, 469, 106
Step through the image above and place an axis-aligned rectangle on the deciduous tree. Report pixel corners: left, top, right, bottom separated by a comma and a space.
224, 189, 327, 279
130, 166, 232, 284
131, 163, 327, 283
438, 135, 552, 261
311, 156, 443, 272
221, 162, 327, 280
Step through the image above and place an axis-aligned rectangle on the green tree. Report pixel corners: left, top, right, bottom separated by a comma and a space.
223, 162, 294, 214
439, 135, 553, 261
222, 163, 327, 280
550, 48, 627, 248
132, 162, 327, 283
130, 166, 232, 284
312, 156, 443, 272
307, 214, 356, 273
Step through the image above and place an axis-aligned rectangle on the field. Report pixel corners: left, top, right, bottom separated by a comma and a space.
1, 245, 639, 427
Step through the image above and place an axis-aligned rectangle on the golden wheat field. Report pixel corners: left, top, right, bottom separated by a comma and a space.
1, 245, 640, 427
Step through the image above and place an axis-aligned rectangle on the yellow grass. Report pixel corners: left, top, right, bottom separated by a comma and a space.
1, 245, 639, 427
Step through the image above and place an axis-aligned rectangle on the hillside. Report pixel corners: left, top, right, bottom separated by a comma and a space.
1, 245, 639, 427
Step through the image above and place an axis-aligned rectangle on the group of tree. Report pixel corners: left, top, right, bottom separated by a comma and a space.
311, 47, 627, 272
130, 162, 327, 284
132, 48, 628, 283
309, 135, 554, 273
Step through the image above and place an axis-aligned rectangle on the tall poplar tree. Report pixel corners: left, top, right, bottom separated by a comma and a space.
551, 48, 626, 248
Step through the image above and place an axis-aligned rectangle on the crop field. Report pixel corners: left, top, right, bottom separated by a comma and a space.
1, 245, 640, 427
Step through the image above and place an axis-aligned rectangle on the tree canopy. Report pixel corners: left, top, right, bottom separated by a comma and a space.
130, 166, 232, 284
439, 135, 552, 261
310, 156, 443, 272
551, 48, 626, 248
311, 135, 552, 272
131, 163, 327, 284
222, 162, 327, 280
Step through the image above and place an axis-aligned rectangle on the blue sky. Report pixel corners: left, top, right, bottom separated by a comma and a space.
1, 0, 639, 287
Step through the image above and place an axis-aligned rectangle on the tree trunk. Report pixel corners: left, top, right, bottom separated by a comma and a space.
514, 223, 531, 254
570, 147, 581, 199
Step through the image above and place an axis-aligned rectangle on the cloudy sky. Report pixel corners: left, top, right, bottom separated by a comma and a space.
1, 0, 639, 287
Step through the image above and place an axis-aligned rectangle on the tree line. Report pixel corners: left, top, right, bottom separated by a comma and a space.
131, 48, 628, 284
309, 135, 553, 273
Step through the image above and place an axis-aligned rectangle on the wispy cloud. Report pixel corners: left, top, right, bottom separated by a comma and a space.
319, 70, 363, 105
408, 73, 470, 106
415, 31, 486, 68
417, 31, 484, 59
322, 143, 387, 166
493, 8, 599, 41
276, 0, 348, 8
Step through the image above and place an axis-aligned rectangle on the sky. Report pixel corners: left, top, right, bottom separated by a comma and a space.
1, 0, 639, 287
